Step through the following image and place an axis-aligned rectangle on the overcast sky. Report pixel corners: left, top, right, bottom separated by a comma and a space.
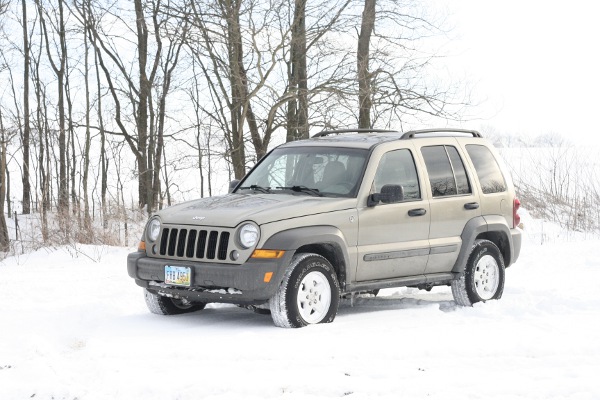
430, 0, 600, 142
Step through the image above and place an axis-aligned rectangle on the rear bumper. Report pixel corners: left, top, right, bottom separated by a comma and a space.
127, 251, 293, 305
509, 228, 522, 266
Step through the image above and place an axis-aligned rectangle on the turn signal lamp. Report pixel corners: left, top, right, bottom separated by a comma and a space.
251, 249, 285, 259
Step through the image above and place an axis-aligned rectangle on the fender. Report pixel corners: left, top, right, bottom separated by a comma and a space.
262, 225, 352, 286
452, 216, 513, 273
483, 214, 519, 267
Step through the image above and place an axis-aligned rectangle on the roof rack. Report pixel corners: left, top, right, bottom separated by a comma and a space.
400, 128, 482, 139
312, 128, 398, 138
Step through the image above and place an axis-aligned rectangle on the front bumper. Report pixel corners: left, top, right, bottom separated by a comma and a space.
127, 251, 293, 305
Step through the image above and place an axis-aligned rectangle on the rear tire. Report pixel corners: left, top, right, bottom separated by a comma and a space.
144, 289, 206, 315
452, 239, 505, 306
269, 253, 340, 328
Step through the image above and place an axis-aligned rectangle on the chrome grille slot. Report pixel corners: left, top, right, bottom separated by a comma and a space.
218, 232, 230, 260
207, 231, 218, 259
158, 226, 231, 262
167, 228, 178, 256
196, 230, 207, 258
177, 229, 187, 257
186, 230, 197, 258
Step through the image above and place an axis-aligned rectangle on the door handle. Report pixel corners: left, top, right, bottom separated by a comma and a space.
464, 202, 480, 210
408, 208, 427, 217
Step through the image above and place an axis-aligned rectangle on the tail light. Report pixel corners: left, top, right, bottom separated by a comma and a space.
513, 197, 521, 228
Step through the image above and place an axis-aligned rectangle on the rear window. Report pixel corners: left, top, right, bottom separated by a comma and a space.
466, 145, 507, 194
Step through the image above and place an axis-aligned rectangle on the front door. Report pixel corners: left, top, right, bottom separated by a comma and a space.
356, 148, 431, 281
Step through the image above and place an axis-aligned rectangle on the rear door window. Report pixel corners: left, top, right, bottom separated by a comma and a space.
421, 145, 471, 197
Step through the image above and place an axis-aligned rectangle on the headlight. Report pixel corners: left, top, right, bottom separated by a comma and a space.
238, 223, 259, 249
147, 218, 161, 242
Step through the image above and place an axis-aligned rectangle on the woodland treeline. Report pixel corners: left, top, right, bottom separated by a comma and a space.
0, 0, 465, 250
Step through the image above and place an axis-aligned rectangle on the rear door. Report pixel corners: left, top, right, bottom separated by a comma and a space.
416, 140, 481, 274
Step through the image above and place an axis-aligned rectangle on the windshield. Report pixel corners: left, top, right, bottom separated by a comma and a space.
236, 146, 368, 198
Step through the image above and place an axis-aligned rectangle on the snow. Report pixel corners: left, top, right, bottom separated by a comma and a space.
1, 217, 600, 399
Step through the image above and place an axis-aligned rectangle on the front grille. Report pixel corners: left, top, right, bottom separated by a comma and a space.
158, 227, 231, 261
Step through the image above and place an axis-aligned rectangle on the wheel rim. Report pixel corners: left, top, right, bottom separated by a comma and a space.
296, 270, 332, 324
474, 254, 500, 300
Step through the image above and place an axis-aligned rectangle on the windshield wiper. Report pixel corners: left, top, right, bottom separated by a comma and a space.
276, 185, 322, 197
239, 185, 271, 193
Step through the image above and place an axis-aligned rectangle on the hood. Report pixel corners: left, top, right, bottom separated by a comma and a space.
155, 193, 356, 227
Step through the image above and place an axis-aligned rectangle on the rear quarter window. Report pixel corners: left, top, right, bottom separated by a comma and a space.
466, 145, 507, 194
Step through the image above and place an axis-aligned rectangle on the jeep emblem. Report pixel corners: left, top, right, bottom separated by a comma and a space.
192, 216, 206, 221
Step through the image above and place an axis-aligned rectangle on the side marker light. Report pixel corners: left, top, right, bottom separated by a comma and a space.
264, 272, 273, 283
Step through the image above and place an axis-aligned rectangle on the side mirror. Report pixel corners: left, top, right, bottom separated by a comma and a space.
367, 184, 404, 207
228, 179, 241, 193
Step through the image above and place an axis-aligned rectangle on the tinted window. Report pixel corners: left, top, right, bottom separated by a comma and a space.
421, 146, 470, 197
466, 145, 507, 194
373, 149, 420, 200
446, 146, 471, 195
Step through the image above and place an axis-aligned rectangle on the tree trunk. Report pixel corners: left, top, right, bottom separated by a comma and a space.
32, 21, 49, 217
86, 2, 109, 230
286, 0, 308, 142
21, 0, 31, 214
294, 0, 309, 140
225, 0, 247, 179
153, 24, 184, 210
134, 0, 153, 212
357, 0, 376, 129
32, 27, 49, 241
82, 3, 92, 237
0, 108, 10, 251
57, 0, 68, 216
38, 0, 69, 216
66, 56, 77, 221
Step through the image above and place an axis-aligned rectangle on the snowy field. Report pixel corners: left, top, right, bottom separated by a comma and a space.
1, 214, 599, 399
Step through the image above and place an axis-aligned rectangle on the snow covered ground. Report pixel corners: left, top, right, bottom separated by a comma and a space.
1, 214, 599, 399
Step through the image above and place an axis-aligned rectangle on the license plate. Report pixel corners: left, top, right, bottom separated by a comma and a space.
164, 266, 192, 287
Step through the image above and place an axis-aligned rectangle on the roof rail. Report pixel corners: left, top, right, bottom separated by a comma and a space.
400, 128, 482, 139
312, 128, 398, 138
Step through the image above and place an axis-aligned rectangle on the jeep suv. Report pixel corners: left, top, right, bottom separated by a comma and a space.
127, 129, 522, 328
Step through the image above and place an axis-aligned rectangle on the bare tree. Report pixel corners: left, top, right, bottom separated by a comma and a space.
21, 0, 32, 214
357, 0, 375, 129
0, 105, 10, 251
78, 0, 187, 214
352, 0, 467, 129
0, 0, 476, 250
187, 0, 352, 174
30, 13, 51, 240
286, 0, 309, 141
0, 0, 12, 249
80, 0, 93, 239
36, 0, 69, 217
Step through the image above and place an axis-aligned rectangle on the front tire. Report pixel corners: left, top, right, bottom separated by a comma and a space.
144, 289, 206, 315
451, 239, 505, 306
269, 253, 340, 328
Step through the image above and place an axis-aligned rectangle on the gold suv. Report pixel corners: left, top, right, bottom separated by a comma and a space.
128, 129, 522, 328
